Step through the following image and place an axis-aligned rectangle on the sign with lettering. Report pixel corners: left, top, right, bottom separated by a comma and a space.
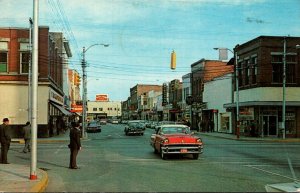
49, 89, 64, 105
96, 94, 109, 102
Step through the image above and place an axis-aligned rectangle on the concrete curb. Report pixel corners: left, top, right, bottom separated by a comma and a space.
29, 169, 49, 192
198, 133, 300, 143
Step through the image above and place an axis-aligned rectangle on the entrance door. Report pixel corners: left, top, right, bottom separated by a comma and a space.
262, 115, 277, 136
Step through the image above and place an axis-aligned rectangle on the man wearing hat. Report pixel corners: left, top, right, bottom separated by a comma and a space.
0, 118, 11, 164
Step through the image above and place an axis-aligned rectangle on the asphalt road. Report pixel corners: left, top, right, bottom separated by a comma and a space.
8, 123, 300, 192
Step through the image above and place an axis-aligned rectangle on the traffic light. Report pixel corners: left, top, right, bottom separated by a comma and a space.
170, 50, 176, 70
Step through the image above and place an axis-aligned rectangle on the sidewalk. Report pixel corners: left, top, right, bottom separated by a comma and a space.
12, 130, 71, 144
0, 164, 48, 192
197, 131, 300, 142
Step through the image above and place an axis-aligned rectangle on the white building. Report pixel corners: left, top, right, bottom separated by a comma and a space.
203, 73, 233, 133
87, 101, 122, 120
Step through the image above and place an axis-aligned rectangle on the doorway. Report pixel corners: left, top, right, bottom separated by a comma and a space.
262, 115, 277, 136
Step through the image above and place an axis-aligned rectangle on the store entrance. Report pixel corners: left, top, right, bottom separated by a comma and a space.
262, 115, 277, 136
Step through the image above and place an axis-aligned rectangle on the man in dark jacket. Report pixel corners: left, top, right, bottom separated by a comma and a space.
22, 122, 31, 153
0, 118, 11, 164
69, 122, 81, 169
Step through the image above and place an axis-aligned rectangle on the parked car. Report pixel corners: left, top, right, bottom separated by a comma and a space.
99, 119, 107, 125
150, 124, 203, 160
124, 121, 145, 136
86, 121, 101, 133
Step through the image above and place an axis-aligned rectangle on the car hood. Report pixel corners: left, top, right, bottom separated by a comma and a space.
162, 134, 199, 143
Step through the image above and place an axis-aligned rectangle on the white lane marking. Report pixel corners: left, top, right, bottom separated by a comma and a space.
245, 165, 297, 181
54, 144, 64, 154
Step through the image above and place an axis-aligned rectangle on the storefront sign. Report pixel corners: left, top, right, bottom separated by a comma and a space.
239, 107, 254, 120
49, 89, 64, 105
96, 94, 109, 102
71, 104, 83, 113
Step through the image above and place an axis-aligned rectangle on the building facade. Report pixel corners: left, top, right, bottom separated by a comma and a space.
0, 27, 72, 137
225, 36, 300, 138
87, 101, 122, 121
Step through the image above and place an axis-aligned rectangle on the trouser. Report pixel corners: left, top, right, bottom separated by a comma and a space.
23, 139, 31, 153
1, 143, 10, 163
69, 148, 78, 168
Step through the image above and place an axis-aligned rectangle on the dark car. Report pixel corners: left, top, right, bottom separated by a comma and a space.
86, 121, 101, 133
124, 121, 145, 136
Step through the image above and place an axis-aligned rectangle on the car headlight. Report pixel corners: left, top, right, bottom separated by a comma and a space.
162, 138, 169, 144
196, 138, 202, 143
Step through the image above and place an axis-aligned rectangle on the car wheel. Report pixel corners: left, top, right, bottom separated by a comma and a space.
192, 154, 199, 160
160, 147, 167, 160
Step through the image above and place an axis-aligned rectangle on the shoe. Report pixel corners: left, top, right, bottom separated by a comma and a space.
23, 151, 27, 153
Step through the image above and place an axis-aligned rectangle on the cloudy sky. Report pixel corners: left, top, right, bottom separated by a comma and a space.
1, 0, 299, 101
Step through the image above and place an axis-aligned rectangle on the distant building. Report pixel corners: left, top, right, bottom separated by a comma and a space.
87, 101, 121, 120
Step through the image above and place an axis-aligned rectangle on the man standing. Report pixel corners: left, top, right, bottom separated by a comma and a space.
0, 118, 11, 164
69, 122, 81, 169
22, 122, 31, 153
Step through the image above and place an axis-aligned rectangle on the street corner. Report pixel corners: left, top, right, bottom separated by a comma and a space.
30, 168, 49, 192
11, 138, 25, 144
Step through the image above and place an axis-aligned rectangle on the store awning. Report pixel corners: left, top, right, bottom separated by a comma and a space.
51, 102, 73, 116
224, 101, 300, 108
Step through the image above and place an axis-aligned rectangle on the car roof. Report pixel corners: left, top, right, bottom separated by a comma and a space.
160, 124, 188, 128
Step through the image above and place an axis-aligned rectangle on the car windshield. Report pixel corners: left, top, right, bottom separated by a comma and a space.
160, 127, 190, 134
88, 122, 98, 127
128, 122, 139, 127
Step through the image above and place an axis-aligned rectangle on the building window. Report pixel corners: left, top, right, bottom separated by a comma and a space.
93, 108, 97, 111
251, 57, 257, 84
272, 54, 296, 83
238, 61, 243, 86
244, 59, 249, 85
0, 52, 8, 72
20, 52, 30, 74
99, 108, 103, 111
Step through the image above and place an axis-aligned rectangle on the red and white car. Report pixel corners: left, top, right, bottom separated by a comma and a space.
150, 124, 203, 160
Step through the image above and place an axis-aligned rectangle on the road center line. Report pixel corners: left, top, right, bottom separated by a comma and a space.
245, 165, 296, 181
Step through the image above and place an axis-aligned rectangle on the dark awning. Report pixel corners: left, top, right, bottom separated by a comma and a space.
51, 102, 72, 116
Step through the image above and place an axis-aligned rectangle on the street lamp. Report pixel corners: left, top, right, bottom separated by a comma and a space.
82, 43, 109, 138
214, 47, 240, 139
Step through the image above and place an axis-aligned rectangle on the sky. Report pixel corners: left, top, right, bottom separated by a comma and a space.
0, 0, 300, 102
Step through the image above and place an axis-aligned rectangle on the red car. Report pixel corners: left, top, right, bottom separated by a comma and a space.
150, 124, 203, 160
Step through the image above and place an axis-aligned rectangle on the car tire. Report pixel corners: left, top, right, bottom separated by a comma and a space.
160, 147, 167, 160
192, 154, 199, 160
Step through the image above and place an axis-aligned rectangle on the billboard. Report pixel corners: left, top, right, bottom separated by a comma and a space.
71, 104, 83, 113
96, 94, 109, 102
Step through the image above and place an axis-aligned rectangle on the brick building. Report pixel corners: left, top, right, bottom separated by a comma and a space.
224, 36, 300, 138
0, 27, 72, 137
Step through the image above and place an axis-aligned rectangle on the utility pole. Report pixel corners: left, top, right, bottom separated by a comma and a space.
235, 50, 240, 139
30, 0, 38, 180
28, 18, 33, 121
282, 37, 286, 139
82, 46, 87, 139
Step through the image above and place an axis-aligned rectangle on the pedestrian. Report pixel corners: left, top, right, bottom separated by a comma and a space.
22, 121, 31, 153
68, 122, 81, 169
48, 117, 54, 137
56, 116, 61, 135
0, 118, 11, 164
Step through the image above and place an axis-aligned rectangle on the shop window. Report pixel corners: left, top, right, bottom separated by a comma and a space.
0, 52, 8, 72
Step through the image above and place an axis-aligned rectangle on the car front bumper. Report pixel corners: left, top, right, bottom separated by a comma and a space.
161, 145, 203, 154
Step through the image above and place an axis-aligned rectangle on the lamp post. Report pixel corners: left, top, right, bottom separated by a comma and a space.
82, 43, 108, 138
214, 47, 240, 139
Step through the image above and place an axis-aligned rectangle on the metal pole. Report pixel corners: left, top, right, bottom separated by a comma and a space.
282, 37, 286, 139
235, 50, 240, 139
28, 18, 33, 121
82, 47, 87, 138
30, 0, 38, 180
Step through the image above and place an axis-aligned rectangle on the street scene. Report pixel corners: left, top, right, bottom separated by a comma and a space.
0, 0, 300, 192
4, 123, 300, 192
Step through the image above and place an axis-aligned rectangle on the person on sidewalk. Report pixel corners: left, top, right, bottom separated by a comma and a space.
22, 122, 31, 153
69, 122, 81, 169
0, 118, 11, 164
